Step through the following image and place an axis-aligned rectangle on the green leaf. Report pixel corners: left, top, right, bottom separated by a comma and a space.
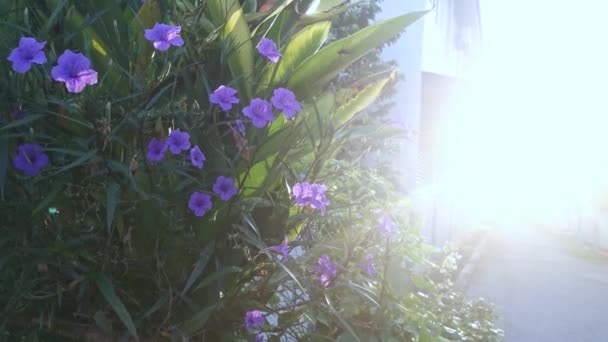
297, 0, 364, 26
32, 178, 69, 216
94, 272, 138, 339
0, 114, 45, 130
258, 20, 332, 91
239, 154, 276, 195
207, 0, 255, 101
0, 138, 7, 200
287, 11, 428, 99
332, 71, 396, 128
129, 0, 161, 76
106, 182, 120, 235
181, 242, 214, 296
51, 149, 98, 176
192, 266, 242, 292
242, 0, 258, 13
178, 304, 217, 336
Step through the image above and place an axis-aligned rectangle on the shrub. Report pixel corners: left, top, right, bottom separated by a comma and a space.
0, 0, 502, 340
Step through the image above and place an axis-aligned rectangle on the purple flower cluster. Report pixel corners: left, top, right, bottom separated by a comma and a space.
145, 23, 184, 51
8, 21, 185, 92
270, 236, 290, 261
292, 182, 330, 212
145, 129, 201, 167
245, 310, 265, 332
314, 255, 337, 288
144, 130, 237, 218
207, 81, 300, 129
7, 36, 98, 93
13, 143, 49, 176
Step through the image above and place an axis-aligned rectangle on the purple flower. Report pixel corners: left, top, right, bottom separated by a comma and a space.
270, 236, 289, 261
235, 119, 246, 135
146, 138, 167, 162
271, 88, 301, 119
188, 192, 212, 217
245, 310, 265, 332
377, 215, 395, 236
242, 98, 274, 128
13, 143, 49, 176
314, 255, 337, 288
166, 129, 191, 154
51, 50, 98, 93
257, 37, 281, 63
210, 85, 239, 111
255, 333, 267, 342
189, 145, 205, 169
15, 110, 27, 120
213, 176, 237, 201
144, 23, 184, 51
292, 182, 330, 212
7, 37, 47, 73
360, 254, 377, 277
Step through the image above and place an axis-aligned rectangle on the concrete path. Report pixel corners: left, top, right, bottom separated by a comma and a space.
467, 228, 608, 342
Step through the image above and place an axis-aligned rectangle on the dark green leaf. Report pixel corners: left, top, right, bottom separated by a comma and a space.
106, 182, 120, 235
94, 273, 138, 339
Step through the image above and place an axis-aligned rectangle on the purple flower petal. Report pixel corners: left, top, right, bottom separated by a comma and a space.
242, 98, 274, 128
257, 37, 281, 63
292, 182, 330, 212
245, 310, 265, 332
13, 143, 49, 176
188, 192, 212, 217
146, 138, 167, 162
213, 176, 237, 201
210, 85, 239, 111
145, 23, 183, 51
51, 50, 97, 93
166, 129, 191, 154
271, 87, 301, 119
189, 145, 206, 169
270, 235, 290, 261
7, 37, 47, 74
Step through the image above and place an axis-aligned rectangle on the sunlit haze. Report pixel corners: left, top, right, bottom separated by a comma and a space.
435, 1, 608, 222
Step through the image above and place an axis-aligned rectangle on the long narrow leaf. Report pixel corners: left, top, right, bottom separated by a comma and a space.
287, 11, 427, 99
94, 273, 138, 339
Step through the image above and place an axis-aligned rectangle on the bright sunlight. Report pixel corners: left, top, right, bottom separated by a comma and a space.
438, 1, 608, 223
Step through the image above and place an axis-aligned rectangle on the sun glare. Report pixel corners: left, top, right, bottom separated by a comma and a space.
437, 2, 608, 222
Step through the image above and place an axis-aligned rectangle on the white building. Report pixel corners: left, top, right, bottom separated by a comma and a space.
379, 0, 482, 244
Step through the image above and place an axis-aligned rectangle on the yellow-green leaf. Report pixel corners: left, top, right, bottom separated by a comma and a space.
208, 0, 255, 101
257, 21, 331, 91
287, 11, 427, 99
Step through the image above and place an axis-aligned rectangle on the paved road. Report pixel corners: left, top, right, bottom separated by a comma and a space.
467, 228, 608, 342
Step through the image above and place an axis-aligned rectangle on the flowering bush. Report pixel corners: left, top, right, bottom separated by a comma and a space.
0, 0, 501, 341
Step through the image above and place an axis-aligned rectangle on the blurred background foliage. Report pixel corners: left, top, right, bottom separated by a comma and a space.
0, 0, 501, 340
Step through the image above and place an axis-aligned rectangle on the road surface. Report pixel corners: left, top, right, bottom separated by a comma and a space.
467, 228, 608, 342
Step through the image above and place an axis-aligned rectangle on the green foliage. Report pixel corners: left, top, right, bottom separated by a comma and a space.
0, 0, 501, 341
